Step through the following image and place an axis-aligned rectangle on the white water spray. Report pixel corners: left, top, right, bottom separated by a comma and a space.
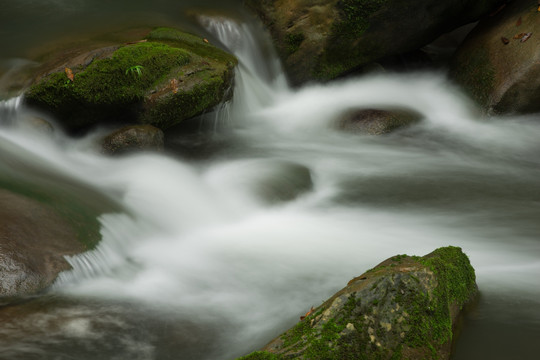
200, 16, 289, 116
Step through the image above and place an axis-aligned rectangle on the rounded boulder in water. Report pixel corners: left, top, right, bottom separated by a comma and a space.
337, 108, 422, 135
250, 160, 313, 203
450, 0, 540, 114
0, 190, 85, 304
23, 27, 238, 133
101, 124, 164, 155
206, 159, 313, 204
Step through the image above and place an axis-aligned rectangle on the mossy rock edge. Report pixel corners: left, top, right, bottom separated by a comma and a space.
450, 0, 540, 114
245, 0, 507, 85
24, 27, 237, 133
238, 246, 477, 360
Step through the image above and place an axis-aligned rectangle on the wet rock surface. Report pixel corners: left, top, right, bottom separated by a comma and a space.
101, 124, 164, 155
0, 190, 85, 304
245, 0, 506, 85
338, 108, 422, 135
450, 0, 540, 114
23, 27, 237, 133
238, 247, 477, 360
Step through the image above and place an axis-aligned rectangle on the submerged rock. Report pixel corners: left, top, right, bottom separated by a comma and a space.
24, 27, 237, 133
245, 0, 506, 85
101, 124, 164, 155
16, 113, 54, 134
238, 246, 477, 360
242, 160, 313, 203
338, 108, 422, 135
450, 0, 540, 114
206, 159, 313, 204
0, 190, 85, 304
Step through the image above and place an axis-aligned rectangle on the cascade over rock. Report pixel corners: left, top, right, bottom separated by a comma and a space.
23, 27, 237, 133
450, 0, 540, 114
244, 0, 507, 85
238, 247, 477, 360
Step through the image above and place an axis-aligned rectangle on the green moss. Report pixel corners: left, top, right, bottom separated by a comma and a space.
278, 295, 369, 360
312, 0, 388, 81
25, 27, 237, 131
391, 254, 407, 263
143, 71, 231, 129
236, 351, 283, 360
395, 247, 476, 357
281, 311, 317, 347
335, 0, 389, 38
147, 27, 237, 66
238, 247, 475, 360
420, 246, 477, 308
285, 32, 305, 54
26, 42, 190, 130
78, 42, 189, 101
390, 345, 403, 360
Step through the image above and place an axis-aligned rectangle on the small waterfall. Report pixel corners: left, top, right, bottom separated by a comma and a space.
200, 16, 289, 116
0, 96, 22, 126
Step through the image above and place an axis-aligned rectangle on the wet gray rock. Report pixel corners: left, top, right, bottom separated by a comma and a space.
101, 124, 164, 155
450, 0, 540, 114
338, 108, 422, 135
245, 0, 506, 85
0, 190, 85, 304
238, 247, 477, 360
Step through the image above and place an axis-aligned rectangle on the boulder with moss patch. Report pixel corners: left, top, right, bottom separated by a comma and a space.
450, 0, 540, 114
23, 27, 237, 133
245, 0, 506, 85
238, 246, 477, 360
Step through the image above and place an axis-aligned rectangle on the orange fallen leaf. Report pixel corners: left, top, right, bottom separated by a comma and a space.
516, 17, 522, 26
64, 67, 74, 81
300, 306, 315, 321
170, 78, 179, 94
501, 37, 509, 45
520, 32, 532, 42
513, 32, 526, 39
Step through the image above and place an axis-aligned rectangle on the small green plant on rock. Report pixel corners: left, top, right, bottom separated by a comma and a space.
125, 65, 144, 78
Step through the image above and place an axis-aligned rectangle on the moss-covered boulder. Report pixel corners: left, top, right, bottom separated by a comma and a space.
0, 190, 86, 304
238, 246, 477, 360
450, 0, 540, 114
338, 108, 422, 135
23, 27, 237, 133
101, 124, 164, 155
245, 0, 506, 85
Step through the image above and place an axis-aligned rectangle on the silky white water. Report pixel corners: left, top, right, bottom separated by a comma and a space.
1, 16, 540, 360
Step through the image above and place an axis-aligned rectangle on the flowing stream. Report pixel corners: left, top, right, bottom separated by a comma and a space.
1, 2, 540, 360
